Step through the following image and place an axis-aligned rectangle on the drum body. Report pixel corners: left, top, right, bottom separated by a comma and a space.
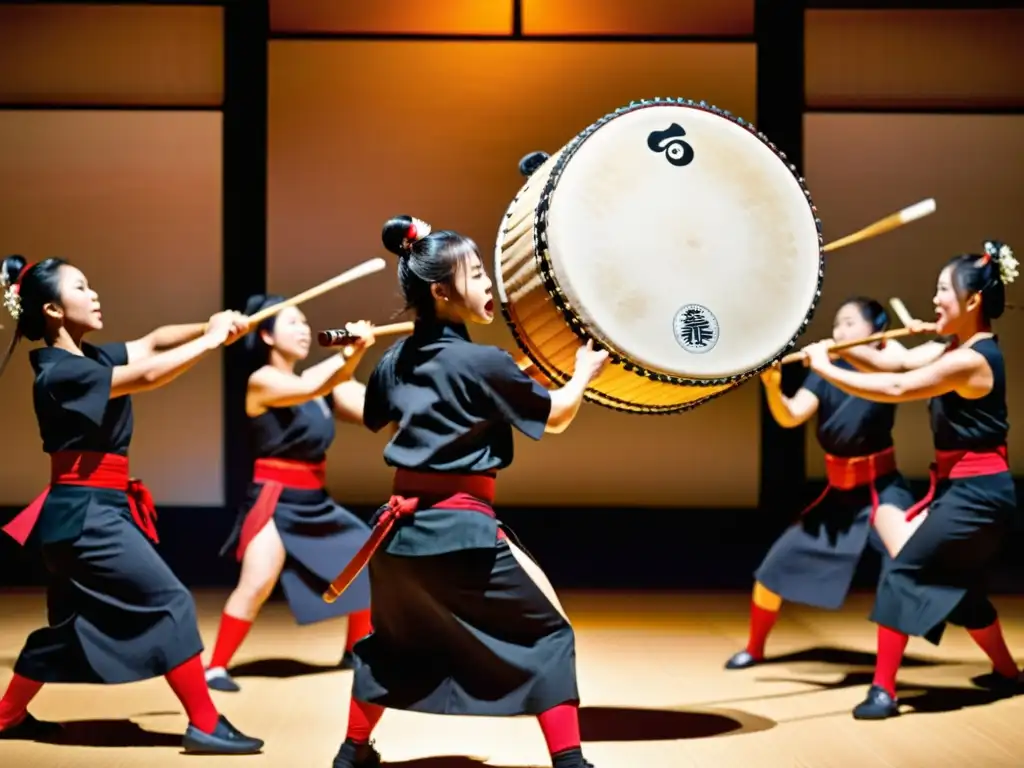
495, 99, 824, 414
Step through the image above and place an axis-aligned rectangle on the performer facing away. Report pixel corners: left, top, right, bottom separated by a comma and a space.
205, 296, 375, 692
803, 241, 1022, 719
329, 217, 608, 768
726, 298, 915, 670
0, 255, 263, 754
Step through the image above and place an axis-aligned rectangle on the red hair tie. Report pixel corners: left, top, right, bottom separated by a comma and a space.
12, 261, 35, 295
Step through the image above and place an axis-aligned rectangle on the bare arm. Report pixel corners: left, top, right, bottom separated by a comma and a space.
331, 379, 366, 425
110, 312, 245, 399
544, 342, 608, 433
247, 348, 367, 415
761, 368, 819, 427
247, 321, 374, 415
807, 345, 990, 404
124, 323, 208, 363
840, 338, 948, 373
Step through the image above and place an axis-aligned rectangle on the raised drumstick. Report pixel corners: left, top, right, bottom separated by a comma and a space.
246, 258, 387, 328
823, 199, 936, 254
889, 297, 915, 328
780, 327, 926, 365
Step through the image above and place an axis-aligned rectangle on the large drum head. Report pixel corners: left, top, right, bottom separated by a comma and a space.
541, 100, 822, 380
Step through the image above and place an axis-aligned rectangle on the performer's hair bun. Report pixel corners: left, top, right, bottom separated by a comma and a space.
947, 241, 1016, 321
382, 215, 432, 258
242, 293, 286, 355
518, 151, 550, 178
1, 254, 27, 289
1, 256, 66, 342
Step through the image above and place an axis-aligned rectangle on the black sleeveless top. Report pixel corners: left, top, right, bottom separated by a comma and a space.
803, 360, 896, 458
29, 342, 133, 455
248, 393, 336, 463
929, 337, 1008, 452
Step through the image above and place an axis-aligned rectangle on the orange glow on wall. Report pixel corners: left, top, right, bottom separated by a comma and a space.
0, 112, 224, 505
522, 0, 754, 37
271, 0, 513, 35
806, 10, 1024, 109
0, 5, 223, 106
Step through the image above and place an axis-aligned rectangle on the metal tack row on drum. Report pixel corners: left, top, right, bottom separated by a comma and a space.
494, 98, 825, 415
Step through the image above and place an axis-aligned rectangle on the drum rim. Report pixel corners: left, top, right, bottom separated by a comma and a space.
517, 97, 825, 398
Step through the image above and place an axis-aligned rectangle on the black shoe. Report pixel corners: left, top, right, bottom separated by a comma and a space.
971, 669, 1024, 696
852, 685, 899, 720
205, 666, 241, 693
552, 747, 594, 767
182, 715, 264, 754
725, 650, 761, 670
0, 712, 63, 741
338, 650, 359, 671
332, 738, 382, 767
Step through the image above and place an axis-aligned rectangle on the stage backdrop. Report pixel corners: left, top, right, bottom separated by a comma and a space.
0, 4, 225, 507
268, 40, 760, 507
802, 8, 1024, 479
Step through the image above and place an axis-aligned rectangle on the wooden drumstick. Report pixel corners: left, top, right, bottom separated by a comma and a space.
317, 321, 414, 348
822, 198, 936, 254
889, 297, 915, 328
245, 258, 387, 329
780, 327, 928, 365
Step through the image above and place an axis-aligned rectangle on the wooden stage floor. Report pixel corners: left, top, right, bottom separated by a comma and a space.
2, 590, 1024, 767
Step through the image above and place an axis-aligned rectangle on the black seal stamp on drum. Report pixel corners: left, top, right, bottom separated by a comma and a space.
673, 304, 719, 354
647, 123, 695, 167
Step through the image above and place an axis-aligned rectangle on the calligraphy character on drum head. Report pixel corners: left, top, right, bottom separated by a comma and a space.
803, 241, 1021, 719
329, 216, 607, 768
725, 299, 914, 671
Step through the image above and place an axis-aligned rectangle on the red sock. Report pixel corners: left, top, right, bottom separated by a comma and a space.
345, 609, 373, 653
165, 655, 220, 734
345, 698, 384, 743
0, 674, 43, 730
208, 612, 253, 670
873, 625, 908, 697
537, 702, 581, 756
746, 603, 780, 660
968, 619, 1019, 679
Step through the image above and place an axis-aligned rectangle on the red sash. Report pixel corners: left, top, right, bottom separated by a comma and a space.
905, 446, 1010, 521
322, 469, 498, 604
800, 447, 898, 523
235, 458, 327, 561
1, 451, 158, 545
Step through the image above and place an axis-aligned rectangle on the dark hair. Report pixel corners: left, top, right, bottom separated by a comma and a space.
2, 255, 68, 342
381, 215, 480, 319
839, 296, 890, 334
945, 240, 1010, 322
241, 293, 285, 371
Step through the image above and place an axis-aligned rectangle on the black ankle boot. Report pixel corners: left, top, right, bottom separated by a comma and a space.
182, 716, 264, 754
333, 738, 382, 767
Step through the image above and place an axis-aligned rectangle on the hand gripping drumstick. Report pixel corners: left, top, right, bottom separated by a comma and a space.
245, 258, 388, 328
317, 321, 414, 348
823, 199, 936, 254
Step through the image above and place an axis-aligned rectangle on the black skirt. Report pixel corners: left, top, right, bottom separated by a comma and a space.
870, 472, 1018, 645
351, 528, 579, 716
755, 472, 914, 610
220, 485, 371, 625
14, 487, 203, 684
